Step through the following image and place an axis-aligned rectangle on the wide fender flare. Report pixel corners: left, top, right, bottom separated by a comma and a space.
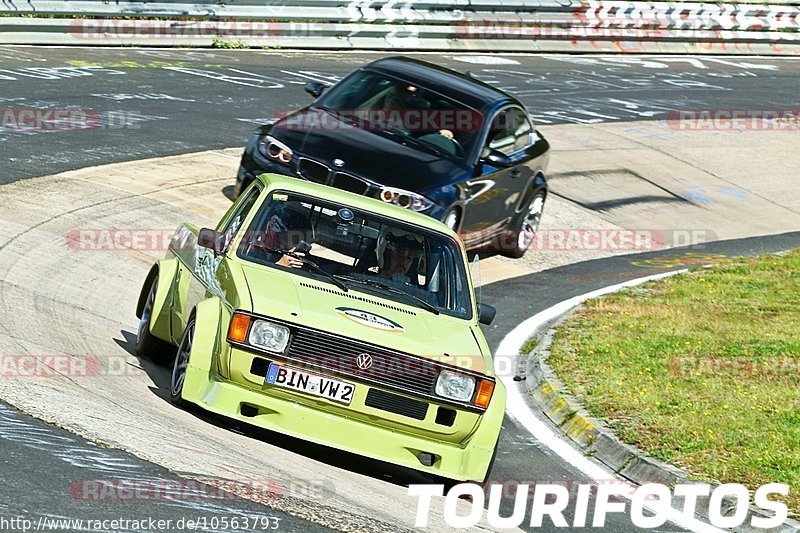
187, 296, 227, 376
136, 259, 179, 343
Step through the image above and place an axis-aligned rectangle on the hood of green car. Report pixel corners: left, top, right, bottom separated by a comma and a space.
239, 263, 488, 372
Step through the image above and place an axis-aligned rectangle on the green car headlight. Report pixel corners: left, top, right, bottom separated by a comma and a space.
435, 369, 476, 402
248, 319, 290, 353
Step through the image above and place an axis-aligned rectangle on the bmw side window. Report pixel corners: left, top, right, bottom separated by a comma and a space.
513, 109, 534, 151
219, 188, 260, 252
487, 110, 516, 155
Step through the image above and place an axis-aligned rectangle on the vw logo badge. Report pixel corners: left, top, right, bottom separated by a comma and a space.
356, 353, 373, 371
333, 158, 345, 168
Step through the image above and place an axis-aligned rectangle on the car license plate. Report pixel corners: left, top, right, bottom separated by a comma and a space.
265, 363, 355, 405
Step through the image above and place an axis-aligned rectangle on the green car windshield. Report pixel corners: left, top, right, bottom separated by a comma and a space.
238, 191, 473, 319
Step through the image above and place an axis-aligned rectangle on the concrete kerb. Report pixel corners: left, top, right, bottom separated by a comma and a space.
518, 272, 800, 533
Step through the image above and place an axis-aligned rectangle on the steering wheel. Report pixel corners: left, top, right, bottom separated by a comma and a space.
449, 137, 464, 158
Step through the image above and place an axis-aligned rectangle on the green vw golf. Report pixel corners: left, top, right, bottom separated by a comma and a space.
135, 173, 505, 483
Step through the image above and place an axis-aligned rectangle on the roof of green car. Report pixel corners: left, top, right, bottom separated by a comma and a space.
254, 173, 460, 241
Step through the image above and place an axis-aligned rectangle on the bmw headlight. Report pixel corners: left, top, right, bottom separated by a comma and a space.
379, 186, 434, 212
435, 369, 476, 402
248, 319, 290, 353
258, 135, 293, 166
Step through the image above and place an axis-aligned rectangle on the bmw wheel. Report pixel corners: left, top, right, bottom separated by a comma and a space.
505, 191, 545, 259
443, 209, 460, 232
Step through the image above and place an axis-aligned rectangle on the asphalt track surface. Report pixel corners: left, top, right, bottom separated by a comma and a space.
1, 47, 799, 531
2, 47, 800, 184
0, 402, 333, 533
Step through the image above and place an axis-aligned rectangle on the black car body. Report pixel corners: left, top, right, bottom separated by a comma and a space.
236, 56, 550, 257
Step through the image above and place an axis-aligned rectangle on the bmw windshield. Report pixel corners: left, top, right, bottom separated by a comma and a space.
237, 191, 473, 319
315, 70, 483, 163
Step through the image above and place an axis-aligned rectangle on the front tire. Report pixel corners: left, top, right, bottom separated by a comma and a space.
233, 170, 254, 200
443, 209, 460, 232
481, 440, 499, 486
135, 274, 175, 364
504, 191, 545, 259
170, 318, 194, 408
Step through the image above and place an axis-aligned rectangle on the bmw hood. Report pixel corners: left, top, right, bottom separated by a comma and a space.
269, 108, 468, 192
239, 264, 487, 373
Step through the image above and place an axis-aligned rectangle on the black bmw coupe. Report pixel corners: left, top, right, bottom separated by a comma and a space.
235, 56, 550, 258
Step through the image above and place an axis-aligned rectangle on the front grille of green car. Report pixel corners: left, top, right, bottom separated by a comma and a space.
287, 328, 439, 397
232, 311, 490, 412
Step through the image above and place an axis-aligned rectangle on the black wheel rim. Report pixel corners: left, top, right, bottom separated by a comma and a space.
137, 277, 157, 344
518, 194, 545, 250
171, 322, 193, 398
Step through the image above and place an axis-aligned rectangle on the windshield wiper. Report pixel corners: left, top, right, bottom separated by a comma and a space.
318, 106, 356, 126
257, 245, 349, 292
298, 256, 350, 292
337, 276, 439, 315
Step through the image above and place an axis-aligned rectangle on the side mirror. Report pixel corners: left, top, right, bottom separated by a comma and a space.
478, 303, 496, 326
198, 228, 223, 254
482, 148, 512, 168
304, 81, 327, 99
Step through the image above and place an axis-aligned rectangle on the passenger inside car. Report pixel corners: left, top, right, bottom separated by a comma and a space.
375, 231, 424, 285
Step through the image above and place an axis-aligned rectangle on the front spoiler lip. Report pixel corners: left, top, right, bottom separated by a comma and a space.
228, 309, 494, 414
182, 364, 497, 482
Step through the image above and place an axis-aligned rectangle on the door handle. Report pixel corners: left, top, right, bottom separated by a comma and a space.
511, 168, 521, 178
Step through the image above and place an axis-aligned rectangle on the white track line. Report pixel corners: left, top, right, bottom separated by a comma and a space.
496, 269, 727, 533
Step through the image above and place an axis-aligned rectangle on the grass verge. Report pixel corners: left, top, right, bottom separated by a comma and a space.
547, 250, 800, 511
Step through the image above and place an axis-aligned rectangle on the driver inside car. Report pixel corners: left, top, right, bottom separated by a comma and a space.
247, 203, 311, 269
360, 84, 459, 156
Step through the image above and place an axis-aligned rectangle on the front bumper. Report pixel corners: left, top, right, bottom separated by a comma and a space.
238, 140, 448, 220
181, 361, 505, 482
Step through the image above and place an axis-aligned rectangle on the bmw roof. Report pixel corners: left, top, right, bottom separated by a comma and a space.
362, 56, 514, 112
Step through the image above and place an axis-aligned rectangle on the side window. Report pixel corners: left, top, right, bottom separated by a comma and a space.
486, 108, 533, 155
487, 110, 515, 155
513, 109, 534, 151
219, 187, 260, 251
